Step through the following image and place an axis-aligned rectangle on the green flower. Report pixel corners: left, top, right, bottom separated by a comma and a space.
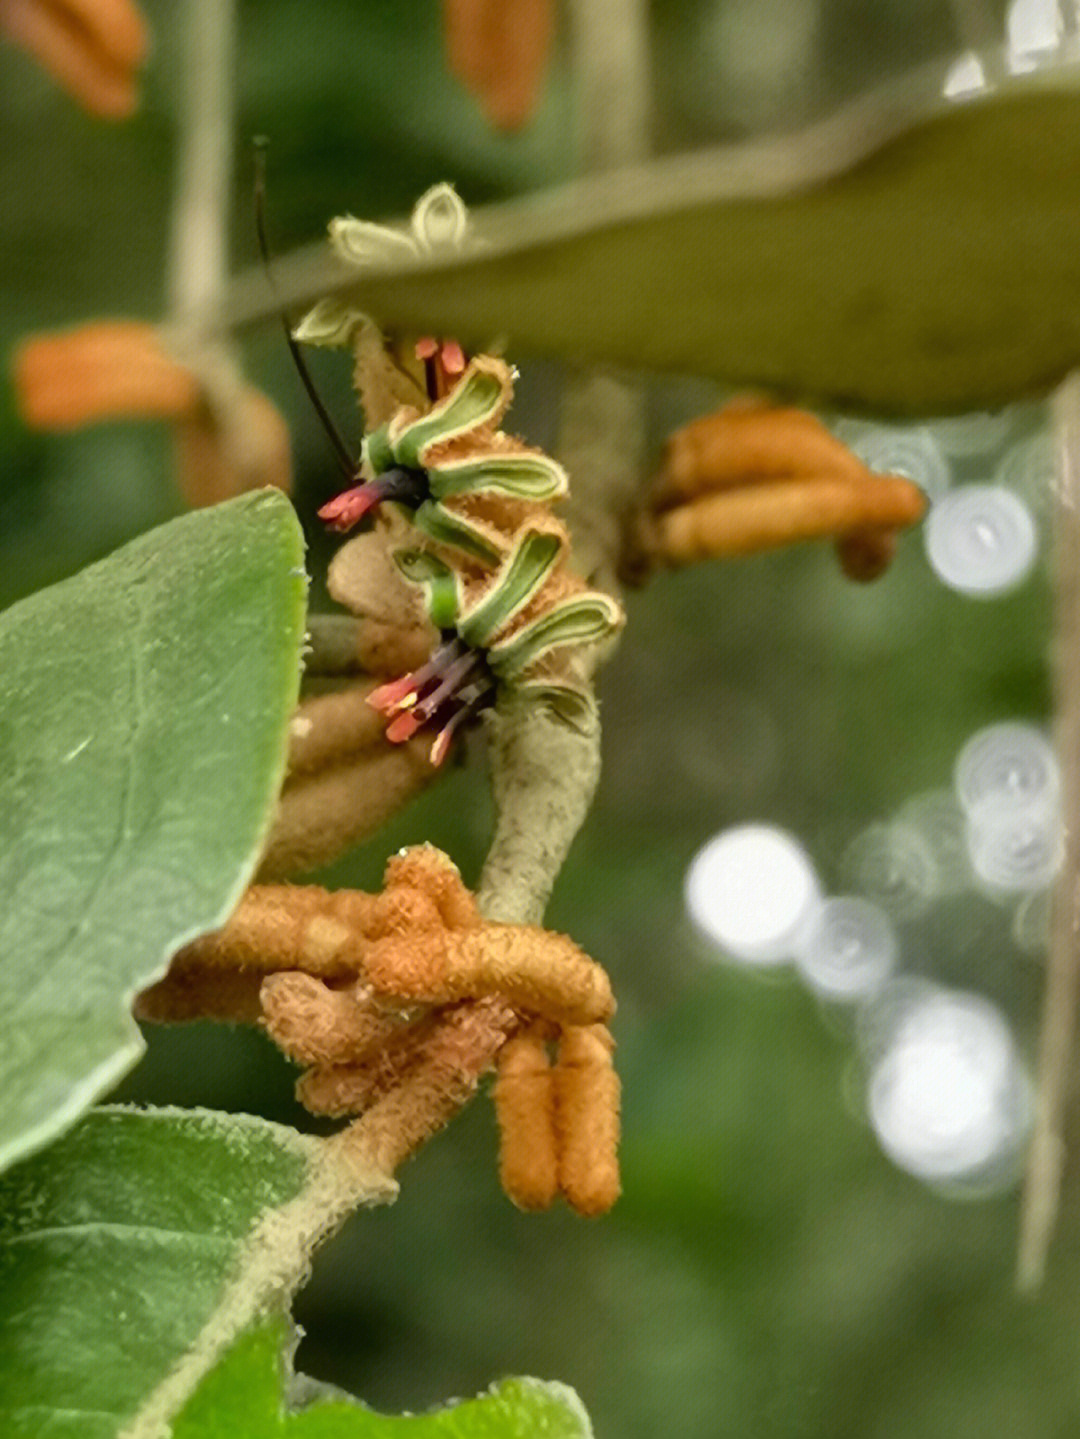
320, 357, 568, 560
368, 524, 623, 764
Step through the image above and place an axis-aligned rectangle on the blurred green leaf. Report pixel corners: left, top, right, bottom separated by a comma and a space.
0, 1108, 320, 1439
0, 490, 307, 1172
173, 1317, 593, 1438
257, 63, 1080, 415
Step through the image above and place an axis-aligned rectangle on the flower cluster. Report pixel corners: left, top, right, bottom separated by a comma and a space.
296, 189, 624, 766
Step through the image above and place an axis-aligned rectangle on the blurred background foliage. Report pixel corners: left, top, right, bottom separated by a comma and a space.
2, 0, 1077, 1435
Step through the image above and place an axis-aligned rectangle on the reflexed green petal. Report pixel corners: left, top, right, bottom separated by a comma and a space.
427, 451, 569, 503
513, 677, 598, 732
412, 499, 504, 564
363, 425, 395, 474
410, 182, 470, 253
292, 298, 365, 348
458, 526, 564, 649
487, 591, 624, 679
329, 216, 418, 268
390, 359, 511, 468
393, 549, 462, 628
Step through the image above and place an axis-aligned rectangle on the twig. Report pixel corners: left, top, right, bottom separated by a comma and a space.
1016, 372, 1080, 1292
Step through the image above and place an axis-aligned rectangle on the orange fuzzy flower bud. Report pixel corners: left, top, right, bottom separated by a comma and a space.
554, 1023, 620, 1217
494, 1029, 558, 1210
1, 0, 148, 118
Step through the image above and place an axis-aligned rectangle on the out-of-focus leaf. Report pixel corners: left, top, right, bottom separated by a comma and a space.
247, 57, 1080, 415
172, 1315, 593, 1438
0, 490, 307, 1172
0, 1108, 321, 1439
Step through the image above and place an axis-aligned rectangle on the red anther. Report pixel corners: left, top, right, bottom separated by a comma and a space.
318, 484, 378, 532
386, 710, 423, 743
415, 336, 440, 360
367, 674, 420, 714
429, 724, 454, 769
440, 340, 466, 375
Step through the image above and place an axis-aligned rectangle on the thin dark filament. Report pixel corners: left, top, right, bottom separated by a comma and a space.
423, 355, 439, 403
253, 138, 355, 481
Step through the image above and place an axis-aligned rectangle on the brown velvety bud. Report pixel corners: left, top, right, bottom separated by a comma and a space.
554, 1023, 620, 1216
835, 528, 899, 583
173, 384, 293, 508
494, 1029, 558, 1210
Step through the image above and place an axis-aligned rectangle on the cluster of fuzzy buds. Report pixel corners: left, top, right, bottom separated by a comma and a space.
138, 845, 620, 1211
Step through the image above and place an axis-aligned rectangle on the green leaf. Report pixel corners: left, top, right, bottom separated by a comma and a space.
172, 1316, 593, 1438
0, 491, 307, 1172
0, 1109, 577, 1438
0, 1108, 323, 1439
252, 60, 1080, 415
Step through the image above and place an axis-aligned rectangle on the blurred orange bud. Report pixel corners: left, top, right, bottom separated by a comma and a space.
12, 319, 294, 507
1, 0, 148, 118
13, 321, 198, 430
172, 382, 293, 508
443, 0, 554, 131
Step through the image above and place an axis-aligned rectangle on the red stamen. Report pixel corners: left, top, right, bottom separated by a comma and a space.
366, 673, 420, 713
429, 724, 454, 768
429, 698, 478, 767
386, 710, 423, 743
413, 651, 479, 723
414, 336, 439, 360
440, 340, 466, 375
317, 484, 379, 532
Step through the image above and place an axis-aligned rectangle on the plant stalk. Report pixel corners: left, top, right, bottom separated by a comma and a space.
1016, 372, 1080, 1292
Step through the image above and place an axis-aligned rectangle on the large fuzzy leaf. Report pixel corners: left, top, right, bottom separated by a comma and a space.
0, 1109, 325, 1439
0, 492, 307, 1172
171, 1317, 593, 1437
0, 1109, 577, 1438
238, 55, 1080, 415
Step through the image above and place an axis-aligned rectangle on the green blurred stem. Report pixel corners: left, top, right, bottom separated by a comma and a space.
946, 0, 1007, 80
1016, 371, 1080, 1293
304, 613, 365, 675
167, 0, 236, 327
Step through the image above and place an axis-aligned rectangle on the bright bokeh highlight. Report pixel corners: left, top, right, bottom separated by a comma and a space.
846, 423, 951, 505
866, 988, 1031, 1187
954, 722, 1058, 823
685, 824, 821, 965
794, 896, 897, 1002
925, 484, 1038, 595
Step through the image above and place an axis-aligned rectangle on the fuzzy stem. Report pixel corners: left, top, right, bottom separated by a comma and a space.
1016, 373, 1080, 1292
477, 694, 601, 924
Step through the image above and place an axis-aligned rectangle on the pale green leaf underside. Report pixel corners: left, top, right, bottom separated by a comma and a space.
0, 1108, 319, 1439
240, 56, 1080, 415
0, 492, 307, 1173
173, 1317, 593, 1438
